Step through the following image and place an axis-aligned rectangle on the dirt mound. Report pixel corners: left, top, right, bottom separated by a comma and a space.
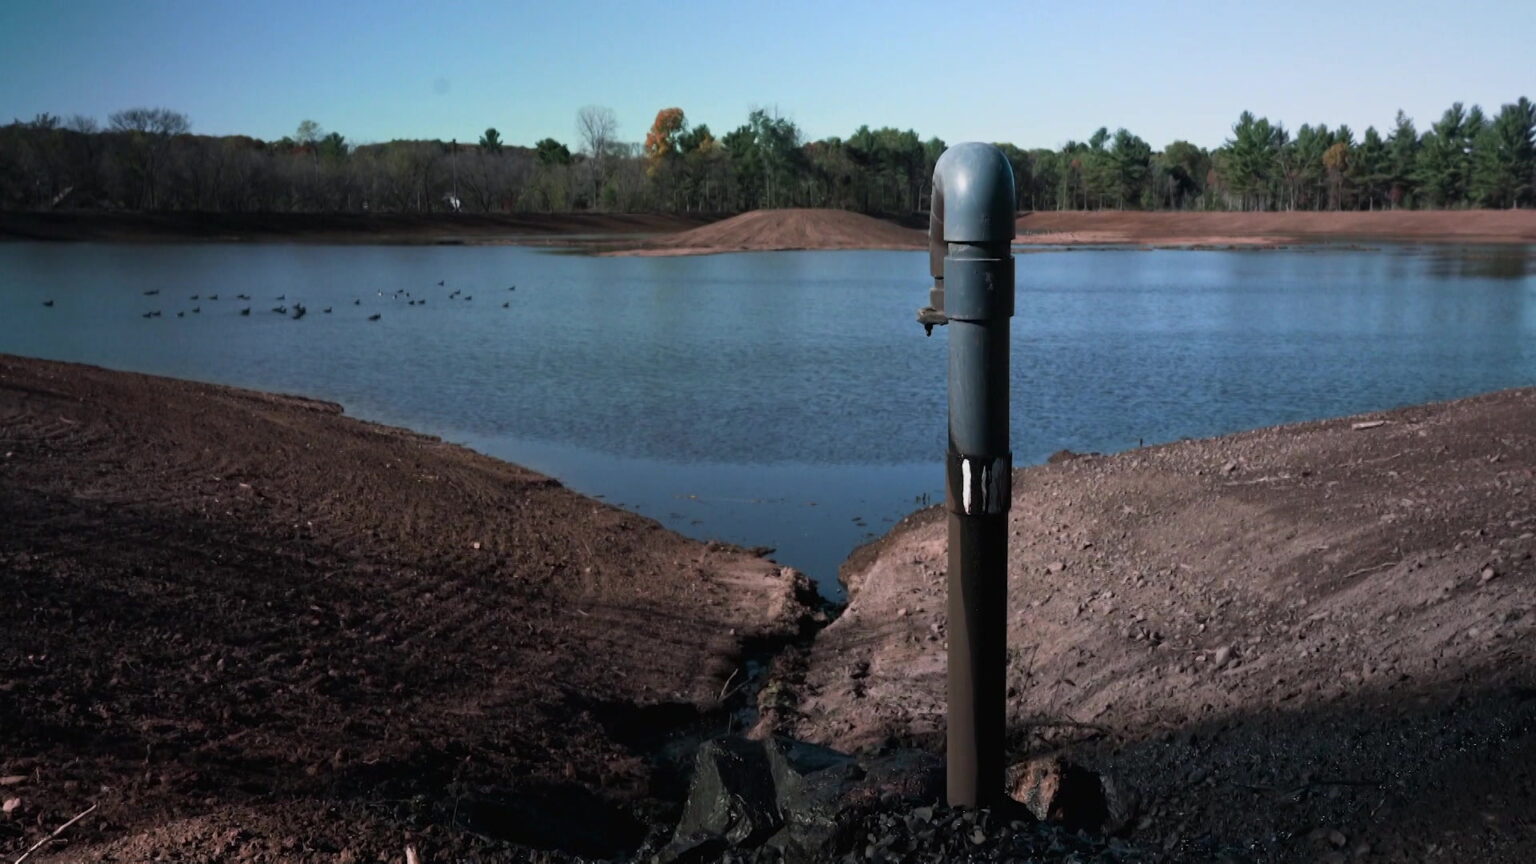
0, 354, 818, 862
612, 209, 926, 257
777, 388, 1536, 862
1016, 209, 1536, 247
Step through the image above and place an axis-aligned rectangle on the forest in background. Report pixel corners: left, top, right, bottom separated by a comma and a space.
1, 97, 1532, 216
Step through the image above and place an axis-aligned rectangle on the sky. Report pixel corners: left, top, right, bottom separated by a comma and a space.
1, 0, 1533, 152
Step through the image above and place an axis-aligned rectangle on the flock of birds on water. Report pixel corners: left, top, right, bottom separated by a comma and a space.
37, 279, 518, 321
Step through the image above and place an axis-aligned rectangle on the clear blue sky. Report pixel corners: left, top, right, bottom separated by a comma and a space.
2, 0, 1532, 151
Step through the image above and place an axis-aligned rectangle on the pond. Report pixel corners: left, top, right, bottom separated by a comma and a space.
3, 241, 1534, 599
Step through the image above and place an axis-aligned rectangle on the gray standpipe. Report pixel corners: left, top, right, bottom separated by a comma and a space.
917, 143, 1016, 807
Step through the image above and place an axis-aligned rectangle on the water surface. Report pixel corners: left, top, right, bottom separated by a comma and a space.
3, 242, 1533, 598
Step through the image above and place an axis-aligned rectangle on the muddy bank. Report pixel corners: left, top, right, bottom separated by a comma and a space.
0, 211, 718, 245
1016, 209, 1536, 247
601, 209, 926, 257
778, 388, 1536, 862
0, 354, 819, 862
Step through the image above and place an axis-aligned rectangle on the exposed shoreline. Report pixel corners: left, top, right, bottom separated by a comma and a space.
776, 385, 1536, 861
1014, 208, 1536, 248
0, 353, 820, 863
7, 208, 1534, 254
0, 210, 720, 246
5, 352, 1536, 860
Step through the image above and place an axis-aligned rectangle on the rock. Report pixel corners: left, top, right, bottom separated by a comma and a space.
662, 736, 942, 861
1212, 645, 1234, 668
0, 776, 26, 786
1008, 756, 1136, 834
2, 797, 19, 814
1223, 461, 1240, 474
660, 738, 781, 862
1327, 829, 1347, 848
1481, 566, 1498, 583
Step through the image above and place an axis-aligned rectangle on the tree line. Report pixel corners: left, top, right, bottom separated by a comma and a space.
2, 97, 1532, 215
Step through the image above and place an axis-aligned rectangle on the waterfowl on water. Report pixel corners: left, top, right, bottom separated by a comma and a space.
143, 289, 159, 296
276, 294, 286, 300
437, 280, 445, 286
502, 302, 509, 308
237, 293, 251, 300
464, 295, 472, 301
192, 307, 200, 314
208, 294, 219, 300
42, 300, 53, 307
177, 311, 185, 318
240, 307, 251, 316
190, 294, 200, 300
292, 304, 307, 320
272, 305, 287, 314
323, 307, 332, 314
354, 299, 361, 305
368, 313, 381, 321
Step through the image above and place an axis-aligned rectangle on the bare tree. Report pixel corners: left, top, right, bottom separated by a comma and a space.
107, 107, 190, 208
576, 105, 617, 209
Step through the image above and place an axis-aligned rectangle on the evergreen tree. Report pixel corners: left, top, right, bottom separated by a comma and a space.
1470, 97, 1536, 208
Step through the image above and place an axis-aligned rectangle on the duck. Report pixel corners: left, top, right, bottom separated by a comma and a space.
177, 311, 185, 318
502, 302, 509, 308
292, 304, 307, 320
192, 307, 200, 314
190, 294, 200, 300
436, 280, 445, 286
323, 307, 332, 314
236, 293, 251, 300
208, 294, 219, 300
276, 294, 286, 300
42, 300, 54, 307
272, 305, 287, 314
354, 299, 361, 305
240, 307, 251, 316
368, 313, 381, 321
143, 289, 160, 296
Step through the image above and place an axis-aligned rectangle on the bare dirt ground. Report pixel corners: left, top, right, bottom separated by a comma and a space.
603, 209, 926, 257
1016, 210, 1536, 248
0, 355, 819, 863
0, 211, 717, 246
777, 388, 1536, 862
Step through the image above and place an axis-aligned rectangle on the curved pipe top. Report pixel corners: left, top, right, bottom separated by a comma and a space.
929, 142, 1017, 279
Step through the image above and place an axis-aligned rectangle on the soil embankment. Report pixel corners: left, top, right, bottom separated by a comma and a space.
602, 209, 926, 257
1016, 209, 1536, 247
0, 354, 818, 862
779, 389, 1536, 861
0, 211, 717, 245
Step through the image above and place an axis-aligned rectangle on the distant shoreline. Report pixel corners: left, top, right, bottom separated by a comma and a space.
3, 208, 1534, 251
0, 210, 721, 246
1014, 209, 1536, 248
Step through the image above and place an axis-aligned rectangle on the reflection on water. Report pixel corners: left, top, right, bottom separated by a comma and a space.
2, 241, 1533, 598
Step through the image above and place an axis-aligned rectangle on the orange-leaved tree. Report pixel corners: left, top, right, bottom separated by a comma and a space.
644, 108, 686, 177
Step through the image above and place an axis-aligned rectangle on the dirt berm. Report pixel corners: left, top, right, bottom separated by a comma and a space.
0, 354, 818, 862
605, 209, 926, 257
778, 388, 1536, 862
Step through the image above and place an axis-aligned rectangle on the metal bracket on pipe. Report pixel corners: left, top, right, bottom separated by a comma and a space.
946, 452, 1013, 515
